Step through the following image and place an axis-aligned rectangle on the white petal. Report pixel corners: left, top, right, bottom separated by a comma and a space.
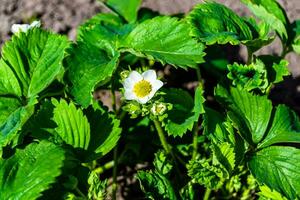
123, 78, 135, 90
30, 20, 41, 28
142, 70, 157, 81
128, 71, 143, 82
11, 24, 30, 34
137, 96, 150, 104
151, 80, 163, 91
124, 91, 136, 100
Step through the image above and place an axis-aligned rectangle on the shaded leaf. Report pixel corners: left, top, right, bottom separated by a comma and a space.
137, 170, 177, 200
163, 86, 205, 137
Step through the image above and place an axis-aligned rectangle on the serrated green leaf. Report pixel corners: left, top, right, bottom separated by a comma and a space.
258, 105, 300, 148
179, 182, 195, 200
2, 28, 69, 98
84, 102, 121, 161
120, 16, 205, 69
187, 2, 253, 45
215, 86, 272, 144
0, 141, 65, 200
106, 0, 142, 23
137, 170, 177, 200
52, 99, 90, 150
248, 146, 300, 199
227, 60, 269, 92
212, 142, 235, 174
153, 150, 173, 175
241, 0, 288, 39
187, 158, 227, 189
66, 41, 120, 108
258, 56, 290, 84
259, 185, 288, 200
163, 86, 205, 137
0, 59, 22, 97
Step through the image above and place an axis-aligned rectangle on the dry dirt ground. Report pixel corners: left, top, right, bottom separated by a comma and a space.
0, 0, 299, 76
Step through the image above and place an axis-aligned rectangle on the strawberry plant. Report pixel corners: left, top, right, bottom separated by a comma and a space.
0, 0, 300, 199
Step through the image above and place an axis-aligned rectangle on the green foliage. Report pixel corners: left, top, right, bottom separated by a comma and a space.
163, 86, 205, 137
1, 28, 69, 98
0, 141, 65, 200
137, 170, 177, 200
120, 16, 205, 69
153, 150, 173, 175
248, 146, 300, 199
215, 86, 272, 144
258, 105, 300, 148
259, 185, 288, 200
187, 2, 253, 45
227, 60, 268, 92
52, 99, 90, 150
84, 102, 121, 161
187, 157, 228, 189
0, 28, 68, 148
66, 41, 120, 108
241, 0, 288, 40
106, 0, 142, 23
0, 0, 299, 199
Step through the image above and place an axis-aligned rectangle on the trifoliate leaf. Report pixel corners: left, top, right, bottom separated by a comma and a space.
215, 86, 272, 144
2, 28, 69, 98
0, 141, 65, 200
248, 146, 300, 199
137, 170, 177, 200
52, 99, 90, 150
84, 102, 121, 161
187, 2, 253, 45
66, 41, 120, 108
227, 59, 269, 92
106, 0, 142, 23
187, 158, 227, 189
258, 105, 300, 148
0, 28, 68, 147
120, 16, 205, 69
241, 0, 288, 40
163, 85, 205, 137
153, 150, 173, 175
259, 185, 288, 200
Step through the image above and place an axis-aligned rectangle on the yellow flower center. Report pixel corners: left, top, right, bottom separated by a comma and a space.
133, 80, 152, 98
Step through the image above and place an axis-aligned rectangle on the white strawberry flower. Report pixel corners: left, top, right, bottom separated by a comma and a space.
123, 70, 163, 104
11, 20, 41, 34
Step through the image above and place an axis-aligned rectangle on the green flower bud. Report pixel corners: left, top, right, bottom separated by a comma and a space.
151, 102, 167, 116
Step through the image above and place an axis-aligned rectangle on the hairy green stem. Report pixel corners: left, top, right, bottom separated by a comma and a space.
153, 119, 171, 154
203, 188, 212, 200
75, 187, 87, 199
192, 123, 199, 160
112, 146, 118, 200
93, 161, 114, 174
